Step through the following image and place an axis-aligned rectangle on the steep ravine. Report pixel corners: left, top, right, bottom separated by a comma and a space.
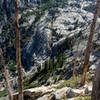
0, 0, 100, 99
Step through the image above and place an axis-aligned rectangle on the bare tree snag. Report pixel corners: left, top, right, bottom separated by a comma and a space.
81, 0, 100, 85
0, 48, 13, 100
91, 63, 100, 100
14, 0, 24, 99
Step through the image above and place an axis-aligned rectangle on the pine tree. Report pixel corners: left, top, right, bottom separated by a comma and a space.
81, 0, 100, 85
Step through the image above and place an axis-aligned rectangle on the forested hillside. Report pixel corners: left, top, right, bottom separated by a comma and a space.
0, 0, 100, 100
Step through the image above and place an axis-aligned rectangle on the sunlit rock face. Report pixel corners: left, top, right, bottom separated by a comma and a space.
0, 0, 99, 71
22, 0, 98, 70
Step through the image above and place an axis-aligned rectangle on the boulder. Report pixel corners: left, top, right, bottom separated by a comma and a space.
13, 86, 55, 100
85, 86, 92, 94
54, 87, 68, 99
37, 93, 55, 100
66, 88, 76, 98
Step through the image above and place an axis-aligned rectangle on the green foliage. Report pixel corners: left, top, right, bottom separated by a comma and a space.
0, 90, 7, 97
22, 11, 35, 18
39, 0, 55, 11
24, 76, 37, 89
86, 73, 93, 83
1, 20, 16, 47
19, 10, 35, 25
57, 0, 67, 6
0, 97, 6, 100
53, 76, 58, 82
74, 96, 91, 100
46, 81, 50, 85
24, 83, 34, 89
59, 74, 64, 80
24, 53, 66, 89
8, 60, 16, 76
19, 17, 28, 25
55, 73, 92, 89
55, 77, 81, 89
39, 0, 67, 11
34, 11, 44, 23
24, 77, 30, 87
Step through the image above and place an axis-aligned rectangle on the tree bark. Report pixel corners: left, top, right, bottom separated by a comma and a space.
91, 63, 100, 100
0, 48, 13, 100
14, 0, 24, 100
73, 53, 77, 78
81, 0, 100, 85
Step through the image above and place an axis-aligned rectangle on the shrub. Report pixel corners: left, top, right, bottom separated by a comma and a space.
0, 90, 7, 97
55, 77, 81, 89
8, 60, 16, 76
74, 96, 91, 100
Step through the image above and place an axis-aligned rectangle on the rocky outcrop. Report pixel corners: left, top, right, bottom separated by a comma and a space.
0, 0, 99, 70
21, 0, 99, 70
12, 81, 92, 100
13, 86, 56, 100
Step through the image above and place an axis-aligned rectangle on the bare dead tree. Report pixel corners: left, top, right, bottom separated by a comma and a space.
91, 62, 100, 100
0, 48, 13, 100
14, 0, 24, 99
81, 0, 100, 85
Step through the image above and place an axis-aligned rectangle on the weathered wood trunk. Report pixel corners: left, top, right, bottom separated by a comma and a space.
91, 63, 100, 100
0, 48, 13, 100
81, 0, 100, 85
14, 0, 24, 99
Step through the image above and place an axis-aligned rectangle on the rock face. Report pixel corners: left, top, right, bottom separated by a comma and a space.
85, 86, 92, 94
1, 0, 99, 70
13, 86, 56, 100
21, 0, 99, 70
0, 0, 100, 99
12, 81, 93, 100
0, 0, 100, 91
37, 94, 55, 100
66, 88, 77, 98
0, 0, 37, 34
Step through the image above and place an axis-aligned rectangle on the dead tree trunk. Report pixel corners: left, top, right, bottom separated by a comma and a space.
73, 45, 79, 78
91, 63, 100, 100
81, 0, 100, 85
0, 48, 13, 100
14, 0, 24, 99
